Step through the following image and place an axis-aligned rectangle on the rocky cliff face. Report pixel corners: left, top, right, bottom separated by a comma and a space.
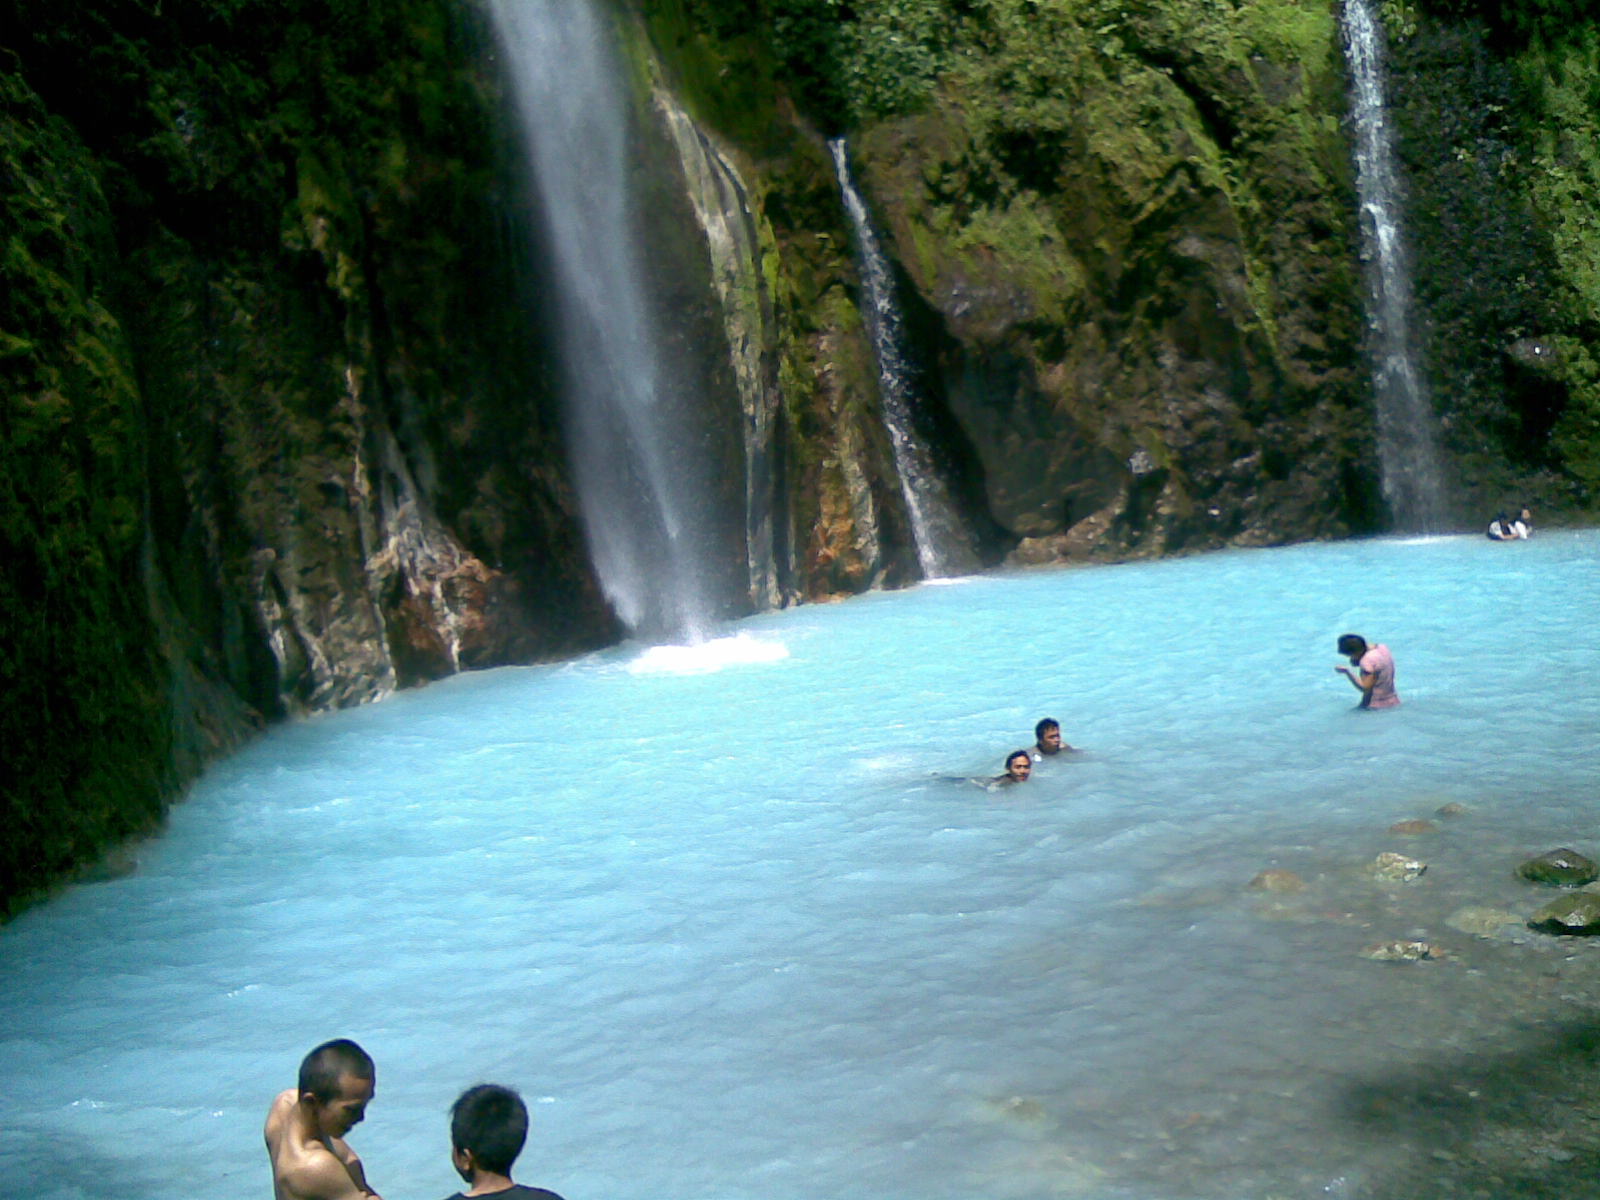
2, 0, 617, 910
639, 0, 1599, 554
640, 0, 1385, 574
5, 0, 1597, 911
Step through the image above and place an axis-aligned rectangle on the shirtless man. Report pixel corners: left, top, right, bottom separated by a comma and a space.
994, 749, 1034, 785
1031, 717, 1077, 759
265, 1039, 381, 1200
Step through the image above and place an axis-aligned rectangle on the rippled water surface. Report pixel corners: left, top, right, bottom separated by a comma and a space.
3, 533, 1598, 1200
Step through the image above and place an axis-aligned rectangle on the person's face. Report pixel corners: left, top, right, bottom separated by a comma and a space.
1006, 756, 1032, 781
1037, 727, 1062, 754
310, 1073, 375, 1140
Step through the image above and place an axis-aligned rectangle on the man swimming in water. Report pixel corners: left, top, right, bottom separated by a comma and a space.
1032, 717, 1077, 759
265, 1039, 381, 1200
994, 749, 1033, 785
1335, 633, 1400, 709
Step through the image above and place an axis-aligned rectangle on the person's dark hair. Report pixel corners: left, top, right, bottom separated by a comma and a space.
450, 1083, 529, 1177
1034, 718, 1059, 741
1005, 750, 1032, 771
298, 1039, 374, 1103
1336, 634, 1367, 658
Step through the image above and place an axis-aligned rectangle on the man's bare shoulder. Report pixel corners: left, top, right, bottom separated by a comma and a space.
265, 1089, 298, 1145
265, 1093, 368, 1200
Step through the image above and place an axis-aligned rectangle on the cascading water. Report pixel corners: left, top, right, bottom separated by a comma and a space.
487, 0, 722, 641
829, 138, 979, 579
1341, 0, 1450, 532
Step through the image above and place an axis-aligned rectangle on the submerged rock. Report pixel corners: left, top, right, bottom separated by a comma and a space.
1361, 939, 1443, 962
1516, 848, 1599, 887
1445, 906, 1522, 937
1388, 819, 1439, 835
1248, 868, 1308, 893
981, 1095, 1052, 1126
1528, 893, 1600, 936
1434, 802, 1470, 818
1371, 852, 1427, 882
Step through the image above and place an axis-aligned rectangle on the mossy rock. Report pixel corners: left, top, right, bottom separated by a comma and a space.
1516, 848, 1599, 886
1528, 892, 1600, 936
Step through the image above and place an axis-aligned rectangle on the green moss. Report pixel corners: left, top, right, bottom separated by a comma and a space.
1387, 8, 1600, 508
635, 0, 792, 152
1, 67, 174, 912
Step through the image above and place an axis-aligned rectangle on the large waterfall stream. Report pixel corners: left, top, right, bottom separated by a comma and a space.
1342, 0, 1451, 532
487, 0, 724, 640
830, 139, 980, 580
4, 532, 1597, 1200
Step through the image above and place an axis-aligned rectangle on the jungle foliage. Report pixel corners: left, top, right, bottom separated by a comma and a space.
650, 0, 1600, 507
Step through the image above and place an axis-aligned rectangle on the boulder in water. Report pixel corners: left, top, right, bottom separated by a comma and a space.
1445, 906, 1522, 937
1516, 848, 1599, 886
1361, 939, 1443, 962
1528, 892, 1600, 935
1434, 802, 1470, 818
1371, 852, 1427, 882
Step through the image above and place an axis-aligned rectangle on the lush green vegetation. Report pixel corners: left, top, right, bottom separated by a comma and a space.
1389, 1, 1600, 504
1, 66, 171, 912
648, 0, 1600, 515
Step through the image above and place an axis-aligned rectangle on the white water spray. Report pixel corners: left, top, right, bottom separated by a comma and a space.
488, 0, 721, 639
1342, 0, 1450, 531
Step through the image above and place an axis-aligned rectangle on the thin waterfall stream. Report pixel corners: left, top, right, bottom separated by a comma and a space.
1341, 0, 1451, 531
487, 0, 723, 640
830, 138, 979, 579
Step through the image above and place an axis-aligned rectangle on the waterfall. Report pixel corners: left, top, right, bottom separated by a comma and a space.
829, 138, 979, 579
487, 0, 723, 640
1341, 0, 1450, 531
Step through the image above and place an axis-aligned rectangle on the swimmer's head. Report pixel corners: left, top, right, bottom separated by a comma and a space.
1034, 718, 1062, 754
1336, 634, 1367, 660
1004, 750, 1033, 781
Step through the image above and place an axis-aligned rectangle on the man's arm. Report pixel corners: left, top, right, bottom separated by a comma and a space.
1334, 666, 1375, 704
327, 1138, 380, 1200
279, 1147, 378, 1200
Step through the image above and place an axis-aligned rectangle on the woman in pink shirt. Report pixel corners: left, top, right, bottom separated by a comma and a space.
1336, 634, 1400, 709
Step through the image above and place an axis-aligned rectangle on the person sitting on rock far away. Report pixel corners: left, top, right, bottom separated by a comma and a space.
1487, 512, 1516, 541
443, 1083, 566, 1200
993, 749, 1034, 786
1032, 717, 1077, 760
1512, 506, 1533, 538
265, 1038, 380, 1200
1335, 633, 1400, 710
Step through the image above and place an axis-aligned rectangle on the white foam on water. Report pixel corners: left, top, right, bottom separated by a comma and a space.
624, 632, 790, 675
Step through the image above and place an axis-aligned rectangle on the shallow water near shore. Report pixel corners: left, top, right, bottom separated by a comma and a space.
3, 532, 1599, 1200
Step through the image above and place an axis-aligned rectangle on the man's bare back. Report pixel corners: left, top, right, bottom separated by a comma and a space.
265, 1084, 378, 1200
